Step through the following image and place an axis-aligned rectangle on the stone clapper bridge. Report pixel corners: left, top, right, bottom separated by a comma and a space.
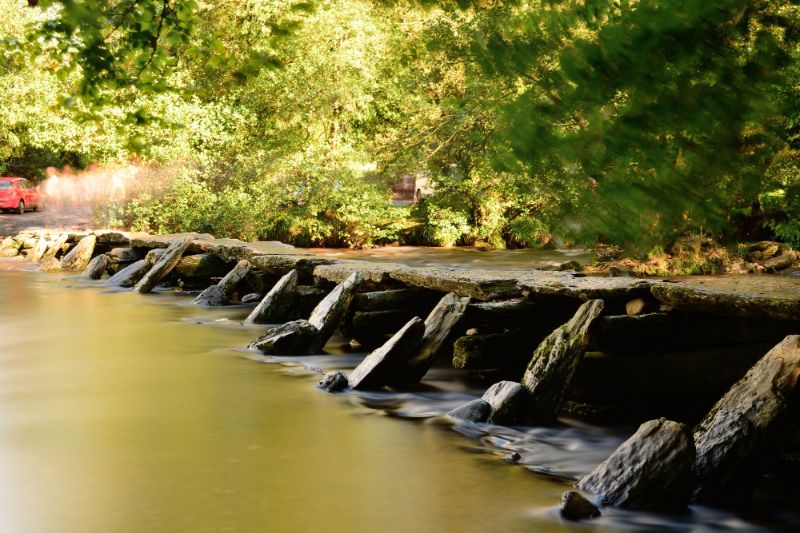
4, 229, 800, 520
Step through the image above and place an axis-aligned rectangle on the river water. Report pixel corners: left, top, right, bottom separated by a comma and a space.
0, 260, 794, 532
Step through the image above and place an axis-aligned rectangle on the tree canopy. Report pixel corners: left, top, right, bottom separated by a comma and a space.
2, 0, 799, 250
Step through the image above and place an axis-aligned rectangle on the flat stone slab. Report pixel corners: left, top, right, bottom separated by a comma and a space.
18, 227, 800, 321
390, 266, 522, 301
251, 255, 334, 276
651, 276, 800, 321
314, 261, 406, 285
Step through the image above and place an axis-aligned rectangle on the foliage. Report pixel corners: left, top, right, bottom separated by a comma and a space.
3, 0, 800, 251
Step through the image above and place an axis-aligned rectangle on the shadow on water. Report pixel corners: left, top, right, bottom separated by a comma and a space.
1, 259, 797, 533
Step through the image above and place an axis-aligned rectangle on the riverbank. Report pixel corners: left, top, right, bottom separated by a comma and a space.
2, 226, 800, 528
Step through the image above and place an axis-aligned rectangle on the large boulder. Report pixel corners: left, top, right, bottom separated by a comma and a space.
481, 381, 528, 425
763, 253, 795, 272
247, 320, 319, 355
692, 335, 800, 503
60, 234, 97, 271
745, 241, 780, 262
348, 317, 426, 390
446, 399, 492, 423
577, 418, 694, 510
133, 237, 191, 294
245, 270, 299, 324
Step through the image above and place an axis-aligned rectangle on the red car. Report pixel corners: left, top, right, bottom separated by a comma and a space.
0, 177, 44, 214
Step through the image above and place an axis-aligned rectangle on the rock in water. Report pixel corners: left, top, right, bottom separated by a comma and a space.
521, 299, 604, 424
40, 232, 69, 263
318, 371, 349, 392
692, 335, 800, 503
0, 237, 20, 257
348, 317, 426, 390
560, 491, 601, 520
39, 257, 62, 272
245, 270, 299, 324
193, 259, 251, 305
397, 292, 470, 383
105, 260, 151, 288
481, 381, 527, 425
133, 237, 191, 294
446, 399, 491, 423
60, 234, 97, 271
145, 248, 165, 265
83, 254, 109, 279
247, 320, 319, 355
577, 418, 694, 510
307, 271, 363, 353
763, 253, 794, 271
28, 236, 48, 263
241, 292, 261, 304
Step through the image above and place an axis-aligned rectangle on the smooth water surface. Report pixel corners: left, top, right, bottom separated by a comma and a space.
0, 262, 587, 533
0, 261, 793, 532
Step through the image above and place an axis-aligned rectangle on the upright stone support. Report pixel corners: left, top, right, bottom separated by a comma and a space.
247, 320, 319, 355
28, 236, 48, 263
521, 299, 604, 424
247, 272, 363, 355
133, 237, 191, 294
60, 234, 97, 271
244, 270, 299, 324
348, 317, 426, 390
105, 260, 151, 288
193, 259, 251, 305
83, 254, 109, 279
39, 233, 70, 272
692, 335, 800, 502
397, 292, 470, 383
307, 271, 363, 353
577, 418, 695, 510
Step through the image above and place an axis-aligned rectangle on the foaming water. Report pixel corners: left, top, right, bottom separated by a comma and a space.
0, 260, 795, 532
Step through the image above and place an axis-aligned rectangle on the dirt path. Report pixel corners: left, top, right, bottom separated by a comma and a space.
0, 205, 94, 237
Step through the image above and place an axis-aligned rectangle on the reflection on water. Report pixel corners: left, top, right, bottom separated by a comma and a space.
302, 246, 592, 271
0, 261, 794, 532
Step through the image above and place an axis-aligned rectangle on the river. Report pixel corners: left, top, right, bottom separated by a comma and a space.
0, 259, 794, 532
